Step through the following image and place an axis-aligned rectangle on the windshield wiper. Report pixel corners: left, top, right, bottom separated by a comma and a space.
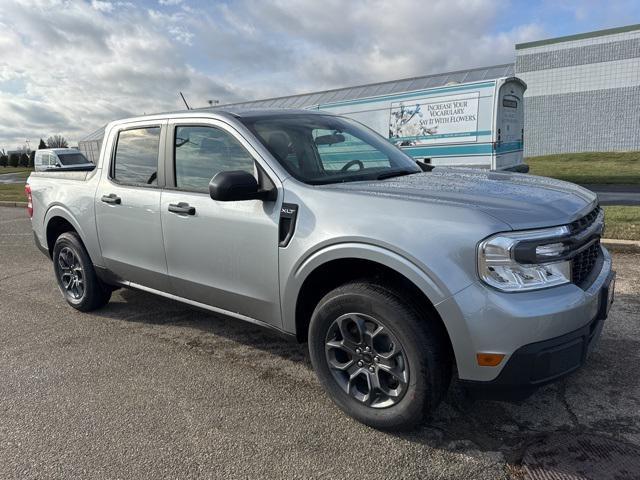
376, 169, 419, 180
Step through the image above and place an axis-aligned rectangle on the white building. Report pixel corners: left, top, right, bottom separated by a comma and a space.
516, 24, 640, 156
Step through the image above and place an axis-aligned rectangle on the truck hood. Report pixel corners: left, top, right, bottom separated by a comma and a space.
325, 168, 597, 230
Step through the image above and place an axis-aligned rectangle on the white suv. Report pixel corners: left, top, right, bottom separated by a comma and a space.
34, 148, 92, 171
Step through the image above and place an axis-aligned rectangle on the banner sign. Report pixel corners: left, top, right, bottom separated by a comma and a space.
389, 91, 480, 146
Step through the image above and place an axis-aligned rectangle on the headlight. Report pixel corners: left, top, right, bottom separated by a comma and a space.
478, 226, 571, 292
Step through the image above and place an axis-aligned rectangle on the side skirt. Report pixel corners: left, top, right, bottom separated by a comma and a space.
96, 271, 296, 341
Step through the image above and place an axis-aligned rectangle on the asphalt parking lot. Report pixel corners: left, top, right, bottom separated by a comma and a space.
1, 206, 639, 480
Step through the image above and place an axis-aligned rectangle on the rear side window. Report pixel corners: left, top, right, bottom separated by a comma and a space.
174, 126, 255, 192
112, 127, 160, 185
58, 152, 89, 165
39, 153, 53, 166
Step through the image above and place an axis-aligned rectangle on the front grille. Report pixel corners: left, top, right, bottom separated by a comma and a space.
572, 240, 601, 286
568, 206, 603, 287
569, 206, 601, 233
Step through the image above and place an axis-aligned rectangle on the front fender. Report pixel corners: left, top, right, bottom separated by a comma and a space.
280, 241, 453, 334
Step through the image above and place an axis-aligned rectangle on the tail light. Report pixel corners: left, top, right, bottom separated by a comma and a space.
25, 184, 33, 218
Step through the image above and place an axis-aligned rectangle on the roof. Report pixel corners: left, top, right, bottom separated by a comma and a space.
193, 107, 325, 117
79, 63, 515, 142
78, 109, 317, 143
38, 148, 79, 153
516, 23, 640, 50
196, 63, 515, 111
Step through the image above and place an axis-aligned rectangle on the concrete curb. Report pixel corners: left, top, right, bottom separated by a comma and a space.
0, 201, 27, 208
602, 239, 640, 254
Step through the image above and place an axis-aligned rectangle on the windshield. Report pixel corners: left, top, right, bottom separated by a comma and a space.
57, 152, 90, 165
240, 114, 420, 184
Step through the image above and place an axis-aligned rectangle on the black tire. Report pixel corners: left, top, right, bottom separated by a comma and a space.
52, 232, 112, 312
308, 281, 450, 430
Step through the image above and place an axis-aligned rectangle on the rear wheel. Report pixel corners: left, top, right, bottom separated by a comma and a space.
308, 281, 450, 430
52, 232, 111, 311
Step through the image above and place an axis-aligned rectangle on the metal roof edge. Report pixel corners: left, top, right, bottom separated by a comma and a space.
516, 23, 640, 50
314, 79, 500, 109
203, 63, 515, 110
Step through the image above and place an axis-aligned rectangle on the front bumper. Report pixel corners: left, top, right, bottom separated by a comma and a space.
436, 247, 614, 391
461, 268, 615, 399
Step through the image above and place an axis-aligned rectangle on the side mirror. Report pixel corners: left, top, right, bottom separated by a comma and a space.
209, 170, 272, 202
415, 159, 434, 172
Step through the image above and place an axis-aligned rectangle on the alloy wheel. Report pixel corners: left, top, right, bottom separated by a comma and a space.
57, 247, 85, 300
324, 312, 409, 408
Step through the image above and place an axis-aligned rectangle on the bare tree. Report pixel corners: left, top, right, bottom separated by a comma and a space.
17, 144, 31, 155
46, 135, 69, 148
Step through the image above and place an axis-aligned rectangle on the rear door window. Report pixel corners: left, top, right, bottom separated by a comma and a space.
112, 127, 161, 185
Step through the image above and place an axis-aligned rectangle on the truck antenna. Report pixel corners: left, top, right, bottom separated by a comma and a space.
179, 91, 191, 110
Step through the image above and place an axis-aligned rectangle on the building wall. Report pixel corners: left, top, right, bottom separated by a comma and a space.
516, 26, 640, 157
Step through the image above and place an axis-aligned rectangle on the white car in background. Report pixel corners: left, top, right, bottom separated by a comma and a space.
34, 148, 93, 172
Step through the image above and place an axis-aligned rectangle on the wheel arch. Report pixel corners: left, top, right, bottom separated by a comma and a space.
44, 206, 91, 259
285, 243, 454, 360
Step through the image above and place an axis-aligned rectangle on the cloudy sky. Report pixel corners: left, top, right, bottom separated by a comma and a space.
1, 0, 639, 149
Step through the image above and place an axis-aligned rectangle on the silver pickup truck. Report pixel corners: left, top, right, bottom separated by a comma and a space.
27, 109, 615, 430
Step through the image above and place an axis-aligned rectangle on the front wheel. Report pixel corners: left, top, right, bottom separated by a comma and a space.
52, 232, 111, 312
308, 282, 450, 430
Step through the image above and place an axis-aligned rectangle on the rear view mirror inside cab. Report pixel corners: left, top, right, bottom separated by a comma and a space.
314, 133, 345, 146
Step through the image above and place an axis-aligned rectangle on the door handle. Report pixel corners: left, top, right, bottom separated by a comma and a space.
101, 194, 121, 205
168, 202, 196, 215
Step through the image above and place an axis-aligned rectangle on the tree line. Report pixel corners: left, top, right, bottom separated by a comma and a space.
0, 136, 69, 168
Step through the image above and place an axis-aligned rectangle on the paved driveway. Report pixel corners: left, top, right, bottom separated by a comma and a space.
1, 206, 638, 479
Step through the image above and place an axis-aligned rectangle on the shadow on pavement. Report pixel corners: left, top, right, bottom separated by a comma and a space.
93, 287, 311, 367
94, 287, 640, 480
